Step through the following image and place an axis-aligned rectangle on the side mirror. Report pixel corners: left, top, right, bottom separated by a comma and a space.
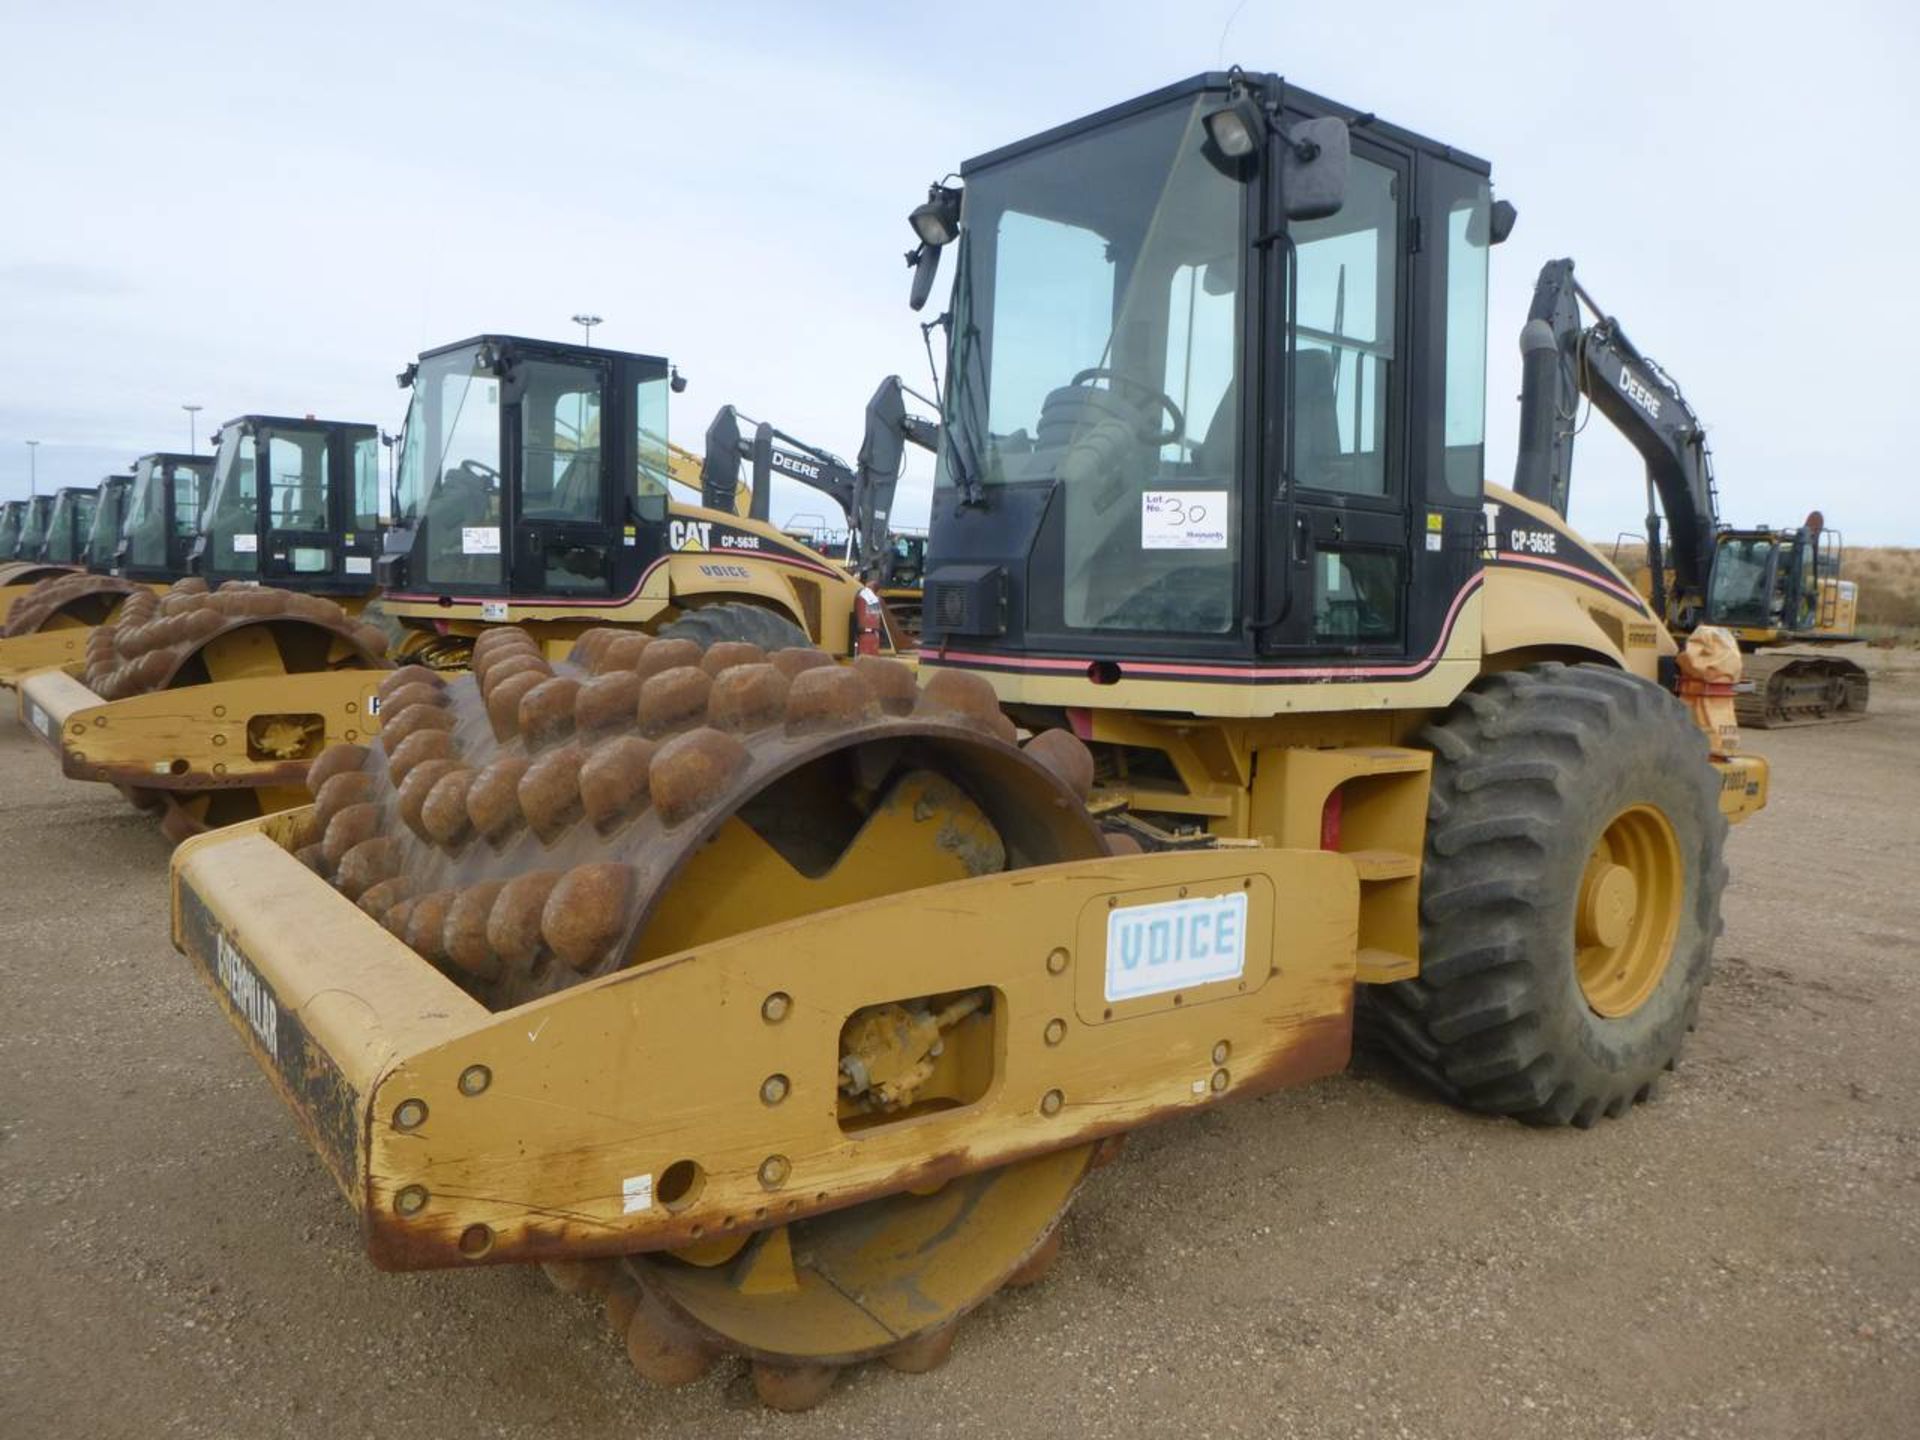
908, 243, 942, 312
1281, 118, 1349, 221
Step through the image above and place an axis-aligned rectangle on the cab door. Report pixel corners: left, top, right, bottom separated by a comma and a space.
507, 356, 617, 597
259, 427, 339, 585
1258, 140, 1414, 659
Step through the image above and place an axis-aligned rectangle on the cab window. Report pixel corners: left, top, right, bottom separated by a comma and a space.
519, 361, 603, 524
1288, 156, 1398, 497
267, 431, 330, 530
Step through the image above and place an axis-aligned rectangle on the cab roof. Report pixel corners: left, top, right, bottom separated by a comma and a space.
963, 71, 1491, 178
416, 333, 671, 370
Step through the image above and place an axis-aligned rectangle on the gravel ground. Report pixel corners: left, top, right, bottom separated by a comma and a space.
2, 651, 1916, 1439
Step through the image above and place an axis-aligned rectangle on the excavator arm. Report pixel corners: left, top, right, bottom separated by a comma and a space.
1512, 258, 1720, 626
700, 377, 939, 583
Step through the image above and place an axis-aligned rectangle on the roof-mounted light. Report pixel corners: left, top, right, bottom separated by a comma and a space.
1203, 92, 1267, 159
909, 183, 962, 248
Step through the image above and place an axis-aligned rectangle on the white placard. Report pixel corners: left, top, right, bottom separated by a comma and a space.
1141, 491, 1228, 550
344, 555, 372, 575
1105, 891, 1248, 1003
230, 533, 258, 554
461, 526, 501, 555
480, 600, 509, 621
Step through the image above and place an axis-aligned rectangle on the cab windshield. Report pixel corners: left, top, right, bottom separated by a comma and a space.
123, 460, 205, 570
85, 482, 128, 568
0, 502, 22, 557
18, 495, 54, 557
203, 428, 262, 572
939, 96, 1244, 633
44, 491, 97, 563
399, 346, 505, 586
1707, 535, 1778, 627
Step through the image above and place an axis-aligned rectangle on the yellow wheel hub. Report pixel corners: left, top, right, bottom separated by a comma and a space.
1574, 804, 1683, 1018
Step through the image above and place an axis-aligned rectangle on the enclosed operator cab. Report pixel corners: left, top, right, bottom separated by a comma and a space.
118, 452, 214, 581
0, 500, 25, 560
381, 335, 674, 601
82, 475, 134, 573
192, 416, 382, 595
42, 484, 113, 567
913, 74, 1530, 711
1705, 524, 1853, 641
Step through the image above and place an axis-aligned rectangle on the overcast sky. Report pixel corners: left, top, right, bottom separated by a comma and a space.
2, 0, 1915, 546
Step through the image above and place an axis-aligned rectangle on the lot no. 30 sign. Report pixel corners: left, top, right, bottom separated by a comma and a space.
1141, 491, 1229, 550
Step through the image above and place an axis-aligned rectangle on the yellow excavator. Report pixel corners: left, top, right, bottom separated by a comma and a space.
172, 71, 1766, 1410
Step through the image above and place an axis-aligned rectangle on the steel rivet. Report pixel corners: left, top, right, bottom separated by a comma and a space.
1045, 947, 1070, 975
393, 1098, 428, 1131
1212, 1040, 1231, 1066
758, 1154, 791, 1189
212, 704, 227, 718
760, 1073, 790, 1106
457, 1064, 491, 1096
394, 1184, 429, 1217
1179, 886, 1188, 897
762, 992, 791, 1023
1040, 1089, 1064, 1117
212, 762, 227, 775
1210, 1068, 1230, 1093
1043, 1018, 1067, 1046
211, 733, 226, 746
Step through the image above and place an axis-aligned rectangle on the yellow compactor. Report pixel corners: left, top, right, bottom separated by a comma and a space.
16, 418, 392, 840
364, 332, 905, 669
0, 454, 208, 685
172, 73, 1768, 1411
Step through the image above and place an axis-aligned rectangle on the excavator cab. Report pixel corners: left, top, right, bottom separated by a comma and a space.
82, 475, 134, 572
41, 484, 110, 566
915, 74, 1497, 690
192, 416, 382, 594
382, 335, 673, 599
118, 452, 214, 581
1706, 524, 1846, 639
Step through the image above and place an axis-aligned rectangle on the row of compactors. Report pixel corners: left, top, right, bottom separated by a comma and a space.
8, 71, 1776, 1413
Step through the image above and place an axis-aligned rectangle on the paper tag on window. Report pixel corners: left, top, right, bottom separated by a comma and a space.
461, 526, 501, 555
230, 533, 258, 554
1141, 491, 1229, 550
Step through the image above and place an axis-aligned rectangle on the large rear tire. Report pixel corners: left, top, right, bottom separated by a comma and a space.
1366, 663, 1728, 1126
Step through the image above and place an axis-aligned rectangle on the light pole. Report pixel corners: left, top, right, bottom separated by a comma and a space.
183, 403, 203, 453
25, 439, 38, 497
572, 313, 602, 347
